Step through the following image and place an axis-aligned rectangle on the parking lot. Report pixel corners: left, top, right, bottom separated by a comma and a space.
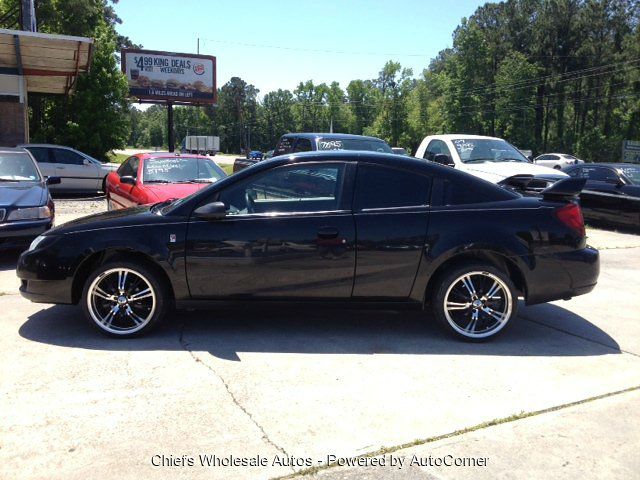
1, 197, 639, 480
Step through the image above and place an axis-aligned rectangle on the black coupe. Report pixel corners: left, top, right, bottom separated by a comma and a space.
17, 151, 599, 341
564, 163, 640, 230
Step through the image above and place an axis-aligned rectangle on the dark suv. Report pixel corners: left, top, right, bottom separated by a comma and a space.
233, 133, 393, 172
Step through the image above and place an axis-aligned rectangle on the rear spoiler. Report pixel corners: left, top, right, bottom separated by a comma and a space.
541, 177, 586, 200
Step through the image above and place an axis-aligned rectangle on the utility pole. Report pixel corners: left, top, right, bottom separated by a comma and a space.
168, 103, 174, 152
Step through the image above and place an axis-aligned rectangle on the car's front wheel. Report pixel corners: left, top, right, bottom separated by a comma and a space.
81, 261, 167, 337
432, 263, 518, 341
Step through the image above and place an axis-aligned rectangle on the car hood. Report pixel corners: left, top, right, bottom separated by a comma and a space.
46, 204, 183, 235
0, 182, 46, 207
143, 182, 213, 201
461, 162, 569, 183
100, 162, 120, 172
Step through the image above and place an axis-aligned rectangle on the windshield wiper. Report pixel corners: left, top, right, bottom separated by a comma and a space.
144, 179, 172, 184
183, 178, 216, 183
498, 158, 527, 162
464, 158, 493, 164
0, 178, 23, 182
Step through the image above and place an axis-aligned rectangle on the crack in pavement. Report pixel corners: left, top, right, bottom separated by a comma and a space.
178, 319, 294, 472
273, 385, 640, 479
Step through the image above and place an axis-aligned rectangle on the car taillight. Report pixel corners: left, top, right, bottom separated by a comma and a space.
556, 203, 585, 236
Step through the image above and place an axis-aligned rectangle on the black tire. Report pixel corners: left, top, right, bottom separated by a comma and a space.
432, 262, 518, 342
81, 261, 168, 337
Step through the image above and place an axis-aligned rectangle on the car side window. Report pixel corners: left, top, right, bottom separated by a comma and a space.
581, 166, 618, 182
293, 138, 313, 152
355, 164, 430, 210
274, 136, 295, 156
27, 147, 51, 163
117, 157, 139, 178
424, 140, 452, 162
52, 148, 85, 165
218, 163, 344, 215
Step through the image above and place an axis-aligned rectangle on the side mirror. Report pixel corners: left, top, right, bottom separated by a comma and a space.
83, 158, 91, 166
433, 153, 455, 167
527, 155, 534, 163
45, 176, 61, 185
194, 201, 227, 220
120, 176, 136, 185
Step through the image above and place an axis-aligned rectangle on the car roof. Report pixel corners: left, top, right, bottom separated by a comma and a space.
138, 152, 210, 159
425, 134, 503, 141
281, 132, 388, 142
18, 143, 75, 149
570, 163, 637, 168
0, 146, 30, 153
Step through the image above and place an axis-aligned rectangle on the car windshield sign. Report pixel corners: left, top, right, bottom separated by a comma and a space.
452, 139, 529, 164
143, 157, 224, 184
621, 166, 640, 184
0, 152, 41, 182
317, 138, 393, 153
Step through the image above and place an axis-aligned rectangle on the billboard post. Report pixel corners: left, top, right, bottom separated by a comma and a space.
121, 48, 216, 150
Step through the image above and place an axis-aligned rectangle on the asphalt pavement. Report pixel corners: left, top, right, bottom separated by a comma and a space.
1, 211, 638, 480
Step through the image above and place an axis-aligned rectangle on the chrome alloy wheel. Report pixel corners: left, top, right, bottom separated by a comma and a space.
86, 267, 156, 335
443, 271, 513, 339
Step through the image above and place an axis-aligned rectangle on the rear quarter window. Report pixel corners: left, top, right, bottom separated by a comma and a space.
439, 176, 518, 206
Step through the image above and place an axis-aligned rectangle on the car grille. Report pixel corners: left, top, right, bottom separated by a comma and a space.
0, 209, 5, 222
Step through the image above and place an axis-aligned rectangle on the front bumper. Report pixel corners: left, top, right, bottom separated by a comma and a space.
0, 218, 53, 251
16, 237, 75, 304
525, 246, 600, 305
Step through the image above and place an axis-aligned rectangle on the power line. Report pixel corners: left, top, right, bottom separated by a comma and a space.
199, 38, 429, 58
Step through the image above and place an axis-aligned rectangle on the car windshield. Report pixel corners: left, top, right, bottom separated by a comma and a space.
143, 157, 224, 184
621, 165, 640, 184
0, 152, 41, 182
317, 137, 393, 153
451, 139, 529, 164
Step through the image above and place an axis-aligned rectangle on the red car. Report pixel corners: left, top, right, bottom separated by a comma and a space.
105, 153, 227, 210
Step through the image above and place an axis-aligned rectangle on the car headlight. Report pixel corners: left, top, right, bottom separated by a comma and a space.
7, 206, 52, 221
28, 234, 48, 251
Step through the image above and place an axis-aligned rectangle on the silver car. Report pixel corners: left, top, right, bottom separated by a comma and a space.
19, 144, 118, 193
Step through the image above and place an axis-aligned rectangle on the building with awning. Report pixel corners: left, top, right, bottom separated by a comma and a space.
0, 28, 93, 145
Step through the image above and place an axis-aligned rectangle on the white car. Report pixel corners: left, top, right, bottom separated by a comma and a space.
415, 134, 568, 188
18, 144, 118, 193
534, 153, 584, 170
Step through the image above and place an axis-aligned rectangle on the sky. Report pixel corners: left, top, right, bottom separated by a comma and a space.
114, 0, 486, 98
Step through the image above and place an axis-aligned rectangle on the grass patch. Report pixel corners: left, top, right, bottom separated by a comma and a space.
107, 151, 129, 164
217, 163, 234, 176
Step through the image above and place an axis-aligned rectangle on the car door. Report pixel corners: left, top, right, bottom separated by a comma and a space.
51, 148, 100, 191
109, 156, 140, 209
352, 163, 432, 298
25, 147, 58, 189
185, 161, 356, 298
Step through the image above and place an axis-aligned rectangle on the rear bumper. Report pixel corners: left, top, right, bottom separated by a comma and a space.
525, 246, 599, 305
0, 218, 53, 251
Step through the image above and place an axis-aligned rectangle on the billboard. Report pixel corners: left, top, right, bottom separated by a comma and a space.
622, 140, 640, 163
121, 49, 216, 104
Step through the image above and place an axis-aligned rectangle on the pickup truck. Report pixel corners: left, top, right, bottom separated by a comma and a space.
414, 134, 567, 191
233, 132, 393, 173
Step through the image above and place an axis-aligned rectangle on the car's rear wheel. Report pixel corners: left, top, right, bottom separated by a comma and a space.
81, 262, 167, 337
432, 263, 517, 341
